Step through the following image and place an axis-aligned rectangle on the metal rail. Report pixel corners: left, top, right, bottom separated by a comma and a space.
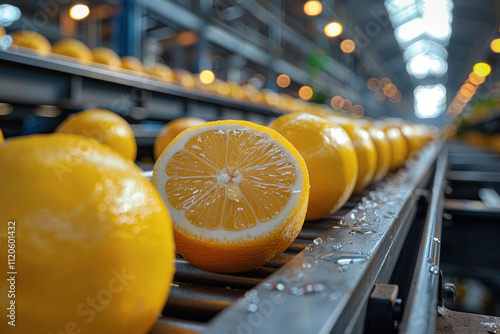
399, 145, 448, 334
198, 142, 443, 334
0, 49, 280, 120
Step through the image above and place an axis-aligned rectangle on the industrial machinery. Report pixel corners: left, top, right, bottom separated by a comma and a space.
2, 47, 499, 333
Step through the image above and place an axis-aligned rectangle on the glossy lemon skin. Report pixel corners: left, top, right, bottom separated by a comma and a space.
121, 56, 145, 72
325, 116, 377, 193
11, 30, 52, 56
270, 113, 358, 220
92, 47, 121, 67
382, 126, 408, 171
366, 127, 391, 183
147, 63, 175, 81
0, 134, 175, 334
154, 117, 206, 160
56, 109, 137, 161
53, 38, 93, 62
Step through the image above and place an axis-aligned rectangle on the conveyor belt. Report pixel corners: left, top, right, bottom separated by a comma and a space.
0, 49, 280, 123
147, 141, 444, 334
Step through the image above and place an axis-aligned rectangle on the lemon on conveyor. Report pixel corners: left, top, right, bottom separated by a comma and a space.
0, 134, 175, 334
153, 120, 309, 272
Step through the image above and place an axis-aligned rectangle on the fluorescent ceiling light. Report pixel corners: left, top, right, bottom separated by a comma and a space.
407, 53, 447, 78
403, 40, 448, 62
0, 4, 21, 26
394, 18, 425, 45
414, 84, 446, 118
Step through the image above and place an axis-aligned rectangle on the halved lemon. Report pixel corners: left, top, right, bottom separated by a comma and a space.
153, 120, 309, 272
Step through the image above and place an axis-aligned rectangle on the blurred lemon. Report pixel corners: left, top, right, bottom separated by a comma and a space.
11, 30, 52, 56
121, 56, 145, 72
147, 63, 174, 81
381, 125, 408, 171
173, 69, 196, 88
0, 134, 175, 334
325, 116, 376, 192
56, 109, 137, 161
53, 38, 93, 62
154, 117, 206, 160
270, 112, 358, 220
92, 47, 121, 67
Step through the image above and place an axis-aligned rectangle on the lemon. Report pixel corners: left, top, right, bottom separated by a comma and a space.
325, 115, 377, 193
11, 30, 52, 56
53, 38, 93, 62
121, 56, 145, 72
147, 63, 174, 81
56, 109, 137, 161
0, 134, 175, 334
269, 113, 358, 220
92, 47, 121, 67
154, 117, 206, 160
153, 120, 309, 272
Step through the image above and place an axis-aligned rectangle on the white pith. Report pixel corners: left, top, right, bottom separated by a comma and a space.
153, 123, 304, 242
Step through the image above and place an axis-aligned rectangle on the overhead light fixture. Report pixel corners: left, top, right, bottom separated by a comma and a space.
324, 22, 343, 38
340, 39, 355, 53
366, 78, 379, 91
414, 84, 446, 118
491, 39, 500, 53
468, 72, 486, 85
303, 1, 323, 16
386, 0, 453, 116
69, 4, 90, 20
298, 85, 314, 100
351, 105, 365, 118
330, 96, 344, 109
199, 70, 215, 85
473, 62, 491, 77
276, 74, 291, 88
0, 4, 21, 26
341, 99, 352, 112
406, 53, 447, 78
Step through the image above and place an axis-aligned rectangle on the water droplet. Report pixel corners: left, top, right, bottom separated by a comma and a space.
326, 237, 335, 242
305, 246, 313, 252
332, 243, 343, 250
244, 289, 258, 302
290, 286, 304, 296
246, 303, 258, 312
336, 264, 349, 272
320, 252, 368, 264
481, 321, 500, 334
349, 228, 377, 235
94, 182, 103, 192
328, 290, 341, 301
301, 260, 318, 271
313, 237, 323, 246
429, 265, 439, 275
339, 218, 345, 225
262, 282, 286, 291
